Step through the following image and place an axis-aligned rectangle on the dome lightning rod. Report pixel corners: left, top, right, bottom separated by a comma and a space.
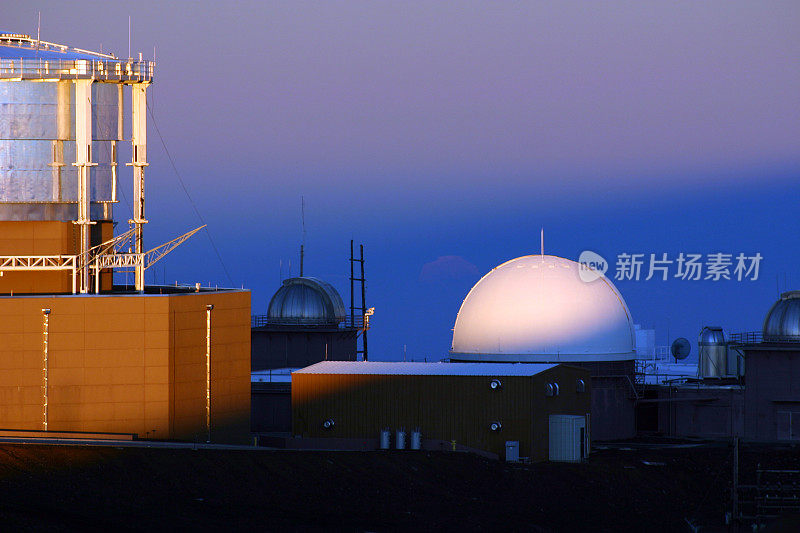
300, 196, 305, 277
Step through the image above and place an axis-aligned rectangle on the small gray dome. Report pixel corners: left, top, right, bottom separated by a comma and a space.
267, 277, 346, 325
698, 327, 725, 346
763, 291, 800, 341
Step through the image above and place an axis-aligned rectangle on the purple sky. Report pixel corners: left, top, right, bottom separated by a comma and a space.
5, 2, 800, 360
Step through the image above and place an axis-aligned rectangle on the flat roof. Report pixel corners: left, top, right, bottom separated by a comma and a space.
0, 285, 249, 299
293, 361, 559, 376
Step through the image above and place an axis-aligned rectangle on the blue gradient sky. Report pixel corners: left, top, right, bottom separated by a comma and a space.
6, 2, 800, 360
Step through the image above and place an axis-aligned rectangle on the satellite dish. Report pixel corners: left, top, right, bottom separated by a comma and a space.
671, 338, 691, 361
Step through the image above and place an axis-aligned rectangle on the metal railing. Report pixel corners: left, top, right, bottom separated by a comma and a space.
736, 468, 800, 525
729, 331, 800, 344
0, 57, 154, 82
251, 315, 366, 329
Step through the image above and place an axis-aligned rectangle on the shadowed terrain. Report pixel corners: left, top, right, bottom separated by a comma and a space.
0, 441, 798, 531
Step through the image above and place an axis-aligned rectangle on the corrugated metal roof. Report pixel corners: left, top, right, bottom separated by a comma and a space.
293, 361, 558, 376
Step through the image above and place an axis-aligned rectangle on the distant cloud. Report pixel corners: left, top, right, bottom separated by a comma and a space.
419, 256, 481, 284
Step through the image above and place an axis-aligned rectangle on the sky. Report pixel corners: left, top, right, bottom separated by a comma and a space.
5, 1, 800, 361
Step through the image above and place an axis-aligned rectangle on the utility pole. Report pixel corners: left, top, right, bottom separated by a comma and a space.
350, 240, 355, 328
360, 243, 368, 361
732, 436, 739, 529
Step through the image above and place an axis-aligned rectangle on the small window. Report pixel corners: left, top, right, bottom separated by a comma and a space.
576, 379, 586, 393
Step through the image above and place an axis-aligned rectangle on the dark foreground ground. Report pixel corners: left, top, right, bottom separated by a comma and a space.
0, 440, 798, 532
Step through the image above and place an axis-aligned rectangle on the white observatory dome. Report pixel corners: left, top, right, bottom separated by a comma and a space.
450, 255, 635, 362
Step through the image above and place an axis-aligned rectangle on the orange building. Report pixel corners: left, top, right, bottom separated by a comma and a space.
0, 34, 251, 443
0, 289, 251, 442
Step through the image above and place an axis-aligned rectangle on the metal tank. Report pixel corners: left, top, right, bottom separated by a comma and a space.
698, 327, 727, 378
410, 428, 422, 450
0, 33, 153, 222
763, 291, 800, 342
267, 277, 347, 326
379, 428, 391, 450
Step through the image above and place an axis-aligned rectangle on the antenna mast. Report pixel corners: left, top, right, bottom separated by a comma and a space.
540, 227, 544, 259
300, 196, 306, 277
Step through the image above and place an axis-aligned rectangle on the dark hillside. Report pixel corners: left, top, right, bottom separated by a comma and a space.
0, 442, 797, 531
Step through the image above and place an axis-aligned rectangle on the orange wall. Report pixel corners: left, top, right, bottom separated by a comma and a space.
0, 290, 251, 443
0, 221, 113, 294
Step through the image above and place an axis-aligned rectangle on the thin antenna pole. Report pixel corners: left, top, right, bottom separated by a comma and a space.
540, 227, 544, 259
128, 15, 131, 59
36, 12, 41, 52
300, 196, 305, 277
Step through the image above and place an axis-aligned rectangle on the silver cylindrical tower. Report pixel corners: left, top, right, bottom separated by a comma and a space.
698, 326, 727, 378
0, 33, 153, 221
0, 33, 154, 293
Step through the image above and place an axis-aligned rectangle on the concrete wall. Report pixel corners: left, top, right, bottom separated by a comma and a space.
654, 385, 744, 438
292, 365, 590, 461
251, 327, 357, 371
251, 382, 291, 433
0, 289, 251, 443
571, 360, 636, 441
744, 346, 800, 441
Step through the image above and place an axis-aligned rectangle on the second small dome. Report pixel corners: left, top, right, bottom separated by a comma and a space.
267, 277, 346, 326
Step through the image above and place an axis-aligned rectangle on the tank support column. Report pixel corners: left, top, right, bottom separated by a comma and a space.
73, 79, 96, 294
129, 83, 149, 292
